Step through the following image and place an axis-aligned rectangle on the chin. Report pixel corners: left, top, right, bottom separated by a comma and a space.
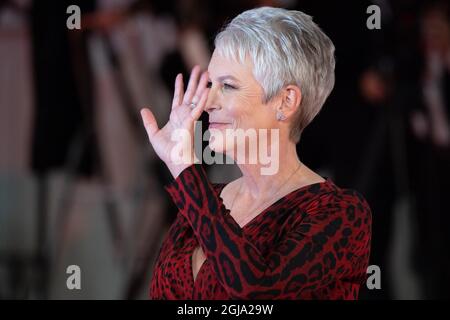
208, 136, 225, 154
208, 133, 236, 158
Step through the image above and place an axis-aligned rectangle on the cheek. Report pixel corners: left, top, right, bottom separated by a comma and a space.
226, 96, 261, 129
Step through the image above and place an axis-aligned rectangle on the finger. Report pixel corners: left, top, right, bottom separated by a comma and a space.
140, 108, 159, 142
191, 71, 209, 106
172, 73, 184, 109
183, 65, 201, 106
190, 88, 209, 120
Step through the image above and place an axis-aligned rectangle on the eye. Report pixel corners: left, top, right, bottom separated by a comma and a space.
223, 83, 237, 90
206, 81, 212, 88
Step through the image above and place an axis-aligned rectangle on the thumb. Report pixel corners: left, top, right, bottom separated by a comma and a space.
140, 107, 159, 142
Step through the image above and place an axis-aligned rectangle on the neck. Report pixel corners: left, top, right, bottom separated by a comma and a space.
235, 140, 302, 200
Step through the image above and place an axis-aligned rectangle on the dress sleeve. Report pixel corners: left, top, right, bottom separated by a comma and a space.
164, 164, 372, 299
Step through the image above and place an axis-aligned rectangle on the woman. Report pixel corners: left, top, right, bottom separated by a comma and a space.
142, 7, 372, 300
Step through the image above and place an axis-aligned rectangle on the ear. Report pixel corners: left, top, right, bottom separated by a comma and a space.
279, 85, 302, 119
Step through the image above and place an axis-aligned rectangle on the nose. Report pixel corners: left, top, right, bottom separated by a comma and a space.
204, 87, 221, 114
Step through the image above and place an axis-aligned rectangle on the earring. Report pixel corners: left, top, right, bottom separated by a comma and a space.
276, 110, 286, 121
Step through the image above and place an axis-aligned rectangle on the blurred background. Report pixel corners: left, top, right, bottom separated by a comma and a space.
0, 0, 449, 299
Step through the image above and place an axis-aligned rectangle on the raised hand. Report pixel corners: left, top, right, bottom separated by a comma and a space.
141, 66, 210, 178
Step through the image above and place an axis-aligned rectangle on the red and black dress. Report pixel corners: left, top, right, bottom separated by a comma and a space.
150, 164, 372, 299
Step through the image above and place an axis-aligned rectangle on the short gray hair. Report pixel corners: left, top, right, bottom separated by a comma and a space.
214, 7, 335, 142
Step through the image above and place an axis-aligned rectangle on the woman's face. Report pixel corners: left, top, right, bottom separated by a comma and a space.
205, 50, 279, 157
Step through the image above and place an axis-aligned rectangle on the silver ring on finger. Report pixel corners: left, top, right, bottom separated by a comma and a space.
190, 97, 199, 108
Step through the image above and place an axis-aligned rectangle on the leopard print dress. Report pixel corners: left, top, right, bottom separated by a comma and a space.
150, 164, 371, 299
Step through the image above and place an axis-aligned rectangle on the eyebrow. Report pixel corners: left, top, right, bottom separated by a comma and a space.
210, 75, 240, 83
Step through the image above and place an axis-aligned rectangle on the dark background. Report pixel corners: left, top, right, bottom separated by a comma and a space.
0, 0, 449, 299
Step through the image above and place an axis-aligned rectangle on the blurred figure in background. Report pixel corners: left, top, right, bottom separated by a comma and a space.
407, 0, 450, 299
354, 0, 422, 299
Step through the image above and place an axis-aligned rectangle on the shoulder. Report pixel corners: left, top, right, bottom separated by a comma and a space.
331, 185, 372, 223
296, 179, 372, 229
292, 181, 372, 265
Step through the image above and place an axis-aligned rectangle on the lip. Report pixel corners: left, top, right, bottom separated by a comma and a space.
208, 122, 230, 129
